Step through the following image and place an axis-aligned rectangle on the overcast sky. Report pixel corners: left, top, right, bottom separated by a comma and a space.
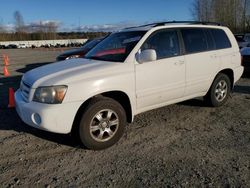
0, 0, 192, 32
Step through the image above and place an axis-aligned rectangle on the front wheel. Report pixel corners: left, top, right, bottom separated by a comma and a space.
79, 97, 126, 150
204, 73, 231, 107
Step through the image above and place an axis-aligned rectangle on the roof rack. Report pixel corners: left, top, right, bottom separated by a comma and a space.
153, 21, 222, 27
124, 23, 158, 30
124, 21, 222, 30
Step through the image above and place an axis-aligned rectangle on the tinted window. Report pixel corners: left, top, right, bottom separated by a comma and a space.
210, 29, 231, 49
205, 29, 216, 50
141, 30, 180, 59
181, 29, 208, 53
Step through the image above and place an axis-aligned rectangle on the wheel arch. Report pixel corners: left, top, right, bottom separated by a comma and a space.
217, 69, 234, 89
71, 90, 133, 133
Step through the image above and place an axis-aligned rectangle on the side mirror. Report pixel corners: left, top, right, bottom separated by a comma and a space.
136, 49, 157, 63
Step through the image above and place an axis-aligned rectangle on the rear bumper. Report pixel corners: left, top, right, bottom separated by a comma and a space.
15, 89, 82, 134
234, 66, 244, 83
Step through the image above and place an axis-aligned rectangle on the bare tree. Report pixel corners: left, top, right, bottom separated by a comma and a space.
191, 0, 249, 33
14, 11, 25, 33
191, 0, 213, 21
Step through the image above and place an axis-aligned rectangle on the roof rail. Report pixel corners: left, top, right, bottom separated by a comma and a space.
124, 23, 158, 30
153, 21, 222, 27
124, 21, 222, 30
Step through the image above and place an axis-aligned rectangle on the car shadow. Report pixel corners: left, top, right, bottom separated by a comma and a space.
178, 98, 205, 107
0, 62, 80, 148
233, 85, 250, 94
0, 109, 80, 147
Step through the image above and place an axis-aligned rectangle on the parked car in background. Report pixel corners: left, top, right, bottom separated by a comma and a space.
7, 44, 18, 49
245, 33, 250, 42
234, 34, 249, 49
18, 44, 27, 48
15, 21, 243, 150
241, 43, 250, 72
56, 38, 104, 61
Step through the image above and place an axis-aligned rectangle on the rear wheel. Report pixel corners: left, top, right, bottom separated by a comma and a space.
204, 73, 231, 107
79, 97, 126, 150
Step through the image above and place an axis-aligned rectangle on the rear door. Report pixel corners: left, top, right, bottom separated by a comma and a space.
181, 28, 220, 96
210, 29, 237, 67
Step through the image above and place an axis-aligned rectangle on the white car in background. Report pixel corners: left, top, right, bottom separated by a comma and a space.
15, 21, 243, 150
18, 44, 27, 48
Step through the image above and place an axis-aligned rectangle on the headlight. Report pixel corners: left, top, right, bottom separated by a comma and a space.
33, 85, 68, 104
66, 55, 80, 60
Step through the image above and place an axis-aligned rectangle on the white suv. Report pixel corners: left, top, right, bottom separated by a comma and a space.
15, 21, 244, 150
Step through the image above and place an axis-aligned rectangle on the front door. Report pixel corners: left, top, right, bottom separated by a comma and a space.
135, 29, 185, 111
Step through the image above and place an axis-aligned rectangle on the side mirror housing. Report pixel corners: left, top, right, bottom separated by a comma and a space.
136, 49, 157, 63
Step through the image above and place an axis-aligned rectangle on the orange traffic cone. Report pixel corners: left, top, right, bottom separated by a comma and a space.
3, 66, 10, 76
8, 88, 15, 108
3, 54, 6, 64
4, 55, 9, 66
6, 55, 9, 64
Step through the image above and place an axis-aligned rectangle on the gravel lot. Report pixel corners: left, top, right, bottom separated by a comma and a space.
0, 49, 250, 187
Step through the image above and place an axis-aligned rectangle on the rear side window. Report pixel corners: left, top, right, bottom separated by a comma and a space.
210, 29, 232, 49
204, 29, 216, 50
181, 29, 209, 53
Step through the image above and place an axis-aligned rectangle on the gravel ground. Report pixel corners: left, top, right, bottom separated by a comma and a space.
0, 49, 250, 187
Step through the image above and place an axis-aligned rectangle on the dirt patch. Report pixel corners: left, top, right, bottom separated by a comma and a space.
0, 49, 250, 187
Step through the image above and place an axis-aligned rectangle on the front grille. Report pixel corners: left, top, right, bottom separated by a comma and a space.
20, 81, 31, 102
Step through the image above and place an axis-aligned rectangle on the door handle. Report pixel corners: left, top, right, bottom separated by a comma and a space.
174, 60, 185, 65
210, 54, 218, 58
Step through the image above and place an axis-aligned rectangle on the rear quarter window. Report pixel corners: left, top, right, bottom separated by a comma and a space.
210, 29, 232, 49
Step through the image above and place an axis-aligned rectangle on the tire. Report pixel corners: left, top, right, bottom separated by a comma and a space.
79, 97, 126, 150
204, 73, 231, 107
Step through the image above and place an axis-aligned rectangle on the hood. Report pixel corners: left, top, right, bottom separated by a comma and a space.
240, 47, 250, 56
22, 58, 117, 88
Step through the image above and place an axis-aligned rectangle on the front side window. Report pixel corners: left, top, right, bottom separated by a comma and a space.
141, 30, 180, 59
85, 31, 146, 62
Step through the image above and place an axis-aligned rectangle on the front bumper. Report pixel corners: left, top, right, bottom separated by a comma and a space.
15, 89, 82, 134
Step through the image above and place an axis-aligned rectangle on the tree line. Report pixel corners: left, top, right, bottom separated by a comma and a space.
0, 11, 109, 41
191, 0, 250, 33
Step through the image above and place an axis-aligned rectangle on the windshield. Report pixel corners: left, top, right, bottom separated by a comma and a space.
82, 39, 102, 50
85, 31, 146, 62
